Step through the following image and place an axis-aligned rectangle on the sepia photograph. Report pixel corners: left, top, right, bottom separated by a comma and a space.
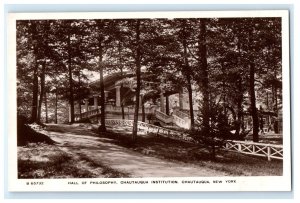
7, 11, 291, 191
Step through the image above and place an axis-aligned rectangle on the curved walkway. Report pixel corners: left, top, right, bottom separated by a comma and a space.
45, 124, 229, 177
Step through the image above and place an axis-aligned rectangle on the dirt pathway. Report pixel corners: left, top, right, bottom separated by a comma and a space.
45, 124, 229, 177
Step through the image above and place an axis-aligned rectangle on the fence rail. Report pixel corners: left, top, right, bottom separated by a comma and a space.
74, 108, 101, 121
224, 140, 283, 161
105, 119, 195, 143
105, 105, 153, 114
74, 105, 154, 122
153, 110, 191, 129
154, 110, 173, 124
172, 114, 191, 129
173, 110, 189, 119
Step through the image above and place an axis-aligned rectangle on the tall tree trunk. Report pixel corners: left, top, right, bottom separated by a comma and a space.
99, 62, 106, 132
186, 75, 195, 128
250, 62, 259, 142
121, 96, 125, 119
55, 88, 58, 124
235, 98, 243, 137
182, 37, 194, 128
98, 41, 106, 132
132, 20, 141, 143
235, 40, 244, 137
273, 84, 279, 133
119, 42, 125, 120
248, 27, 259, 142
142, 96, 145, 122
78, 66, 82, 120
67, 32, 75, 123
37, 62, 46, 123
30, 63, 39, 123
78, 100, 82, 119
44, 92, 48, 123
30, 22, 39, 123
199, 19, 210, 133
165, 95, 170, 115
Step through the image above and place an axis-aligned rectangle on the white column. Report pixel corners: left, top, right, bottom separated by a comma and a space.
68, 104, 71, 122
84, 99, 89, 112
116, 86, 121, 107
104, 91, 109, 100
139, 95, 142, 107
94, 96, 98, 109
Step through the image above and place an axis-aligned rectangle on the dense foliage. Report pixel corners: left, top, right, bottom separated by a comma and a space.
17, 18, 282, 145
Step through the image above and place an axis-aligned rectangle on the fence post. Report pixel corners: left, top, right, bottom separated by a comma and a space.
238, 143, 241, 152
267, 146, 271, 161
225, 142, 228, 150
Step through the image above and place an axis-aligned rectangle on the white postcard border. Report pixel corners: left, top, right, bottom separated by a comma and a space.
7, 10, 291, 192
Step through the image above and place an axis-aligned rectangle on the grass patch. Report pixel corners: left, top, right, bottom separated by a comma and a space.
18, 143, 95, 178
200, 151, 283, 176
18, 143, 130, 178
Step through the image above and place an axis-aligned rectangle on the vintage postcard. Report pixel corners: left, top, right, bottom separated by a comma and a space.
7, 10, 291, 191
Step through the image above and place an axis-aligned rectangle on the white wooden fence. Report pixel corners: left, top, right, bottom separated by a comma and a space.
105, 119, 283, 161
224, 140, 283, 161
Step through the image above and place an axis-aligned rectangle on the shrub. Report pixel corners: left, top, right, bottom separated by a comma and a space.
189, 103, 233, 160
